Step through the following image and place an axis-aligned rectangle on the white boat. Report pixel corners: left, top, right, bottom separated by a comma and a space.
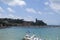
23, 34, 42, 40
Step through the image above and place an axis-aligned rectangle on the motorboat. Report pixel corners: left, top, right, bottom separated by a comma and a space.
22, 34, 42, 40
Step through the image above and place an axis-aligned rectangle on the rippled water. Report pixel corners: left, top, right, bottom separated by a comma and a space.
0, 26, 60, 40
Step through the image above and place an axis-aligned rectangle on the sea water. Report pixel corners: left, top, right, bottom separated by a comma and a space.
0, 26, 60, 40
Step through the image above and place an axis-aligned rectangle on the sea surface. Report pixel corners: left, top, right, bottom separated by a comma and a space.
0, 26, 60, 40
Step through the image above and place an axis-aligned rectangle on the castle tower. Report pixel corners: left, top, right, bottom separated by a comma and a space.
36, 18, 37, 23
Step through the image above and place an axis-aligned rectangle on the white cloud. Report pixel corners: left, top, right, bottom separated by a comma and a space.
44, 2, 49, 6
26, 8, 36, 13
18, 1, 26, 6
38, 11, 42, 15
26, 8, 43, 15
0, 7, 4, 12
49, 0, 60, 13
7, 7, 15, 13
1, 0, 26, 7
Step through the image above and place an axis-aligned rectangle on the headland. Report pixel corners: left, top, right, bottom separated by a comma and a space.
0, 18, 47, 28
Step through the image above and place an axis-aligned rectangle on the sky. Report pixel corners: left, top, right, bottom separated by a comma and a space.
0, 0, 60, 25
